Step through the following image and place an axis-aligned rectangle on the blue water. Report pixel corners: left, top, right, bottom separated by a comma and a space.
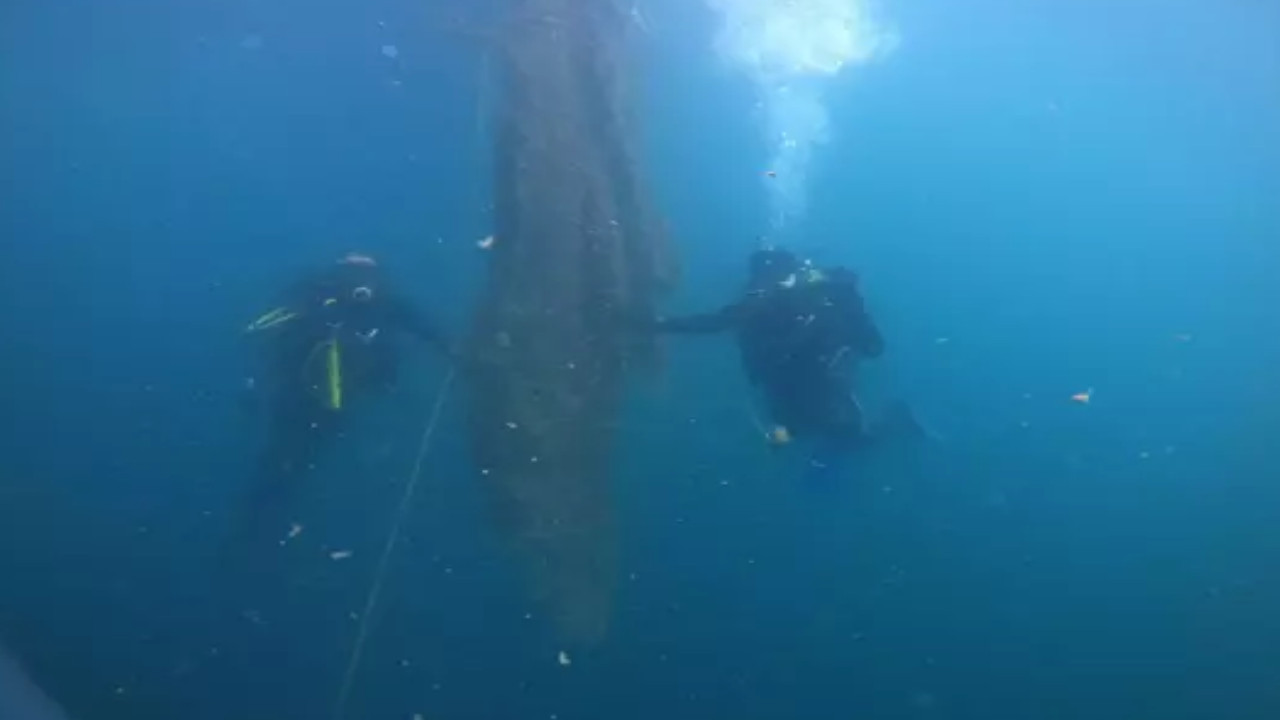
1, 0, 1278, 718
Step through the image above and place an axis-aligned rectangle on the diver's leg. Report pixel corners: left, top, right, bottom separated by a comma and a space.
221, 393, 340, 624
237, 391, 334, 549
756, 372, 853, 480
760, 361, 838, 434
868, 399, 928, 443
255, 393, 319, 484
803, 377, 873, 477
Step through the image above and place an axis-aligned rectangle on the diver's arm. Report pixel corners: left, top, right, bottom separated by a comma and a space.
240, 274, 319, 406
278, 271, 330, 309
652, 304, 740, 334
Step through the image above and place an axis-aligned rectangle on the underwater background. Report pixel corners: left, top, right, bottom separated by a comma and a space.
1, 0, 1278, 718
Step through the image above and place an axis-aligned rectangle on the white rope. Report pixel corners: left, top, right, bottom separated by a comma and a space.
333, 367, 457, 719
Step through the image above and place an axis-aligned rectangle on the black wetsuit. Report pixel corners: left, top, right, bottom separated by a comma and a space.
246, 262, 448, 484
655, 267, 884, 450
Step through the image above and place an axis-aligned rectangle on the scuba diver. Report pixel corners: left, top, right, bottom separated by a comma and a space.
222, 251, 454, 618
636, 247, 921, 472
241, 252, 453, 500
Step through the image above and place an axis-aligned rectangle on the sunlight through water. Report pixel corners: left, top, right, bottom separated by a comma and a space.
705, 0, 898, 234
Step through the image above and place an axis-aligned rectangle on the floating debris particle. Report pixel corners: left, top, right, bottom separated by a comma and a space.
557, 650, 571, 666
477, 234, 496, 250
764, 170, 777, 178
330, 550, 353, 561
1070, 388, 1093, 404
280, 523, 303, 545
381, 44, 399, 59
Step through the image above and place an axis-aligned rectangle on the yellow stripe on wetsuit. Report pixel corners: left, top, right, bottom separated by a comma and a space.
245, 306, 299, 333
325, 339, 343, 411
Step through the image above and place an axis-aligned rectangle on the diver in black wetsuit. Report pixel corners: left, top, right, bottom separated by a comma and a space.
242, 252, 452, 488
641, 248, 919, 467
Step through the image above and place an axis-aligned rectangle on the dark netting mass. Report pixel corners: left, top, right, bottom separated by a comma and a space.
467, 0, 676, 645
